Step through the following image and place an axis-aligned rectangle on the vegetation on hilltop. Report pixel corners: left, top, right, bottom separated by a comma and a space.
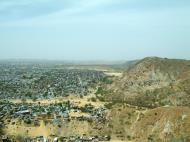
100, 57, 190, 108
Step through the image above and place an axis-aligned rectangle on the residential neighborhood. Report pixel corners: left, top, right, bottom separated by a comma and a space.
0, 63, 112, 142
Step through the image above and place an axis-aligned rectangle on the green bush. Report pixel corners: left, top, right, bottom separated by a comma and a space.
90, 97, 97, 102
104, 103, 114, 109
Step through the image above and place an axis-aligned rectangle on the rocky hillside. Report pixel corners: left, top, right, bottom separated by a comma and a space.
103, 57, 190, 108
102, 104, 190, 142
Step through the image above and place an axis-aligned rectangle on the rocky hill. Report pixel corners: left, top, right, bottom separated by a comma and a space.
102, 57, 190, 108
103, 104, 190, 142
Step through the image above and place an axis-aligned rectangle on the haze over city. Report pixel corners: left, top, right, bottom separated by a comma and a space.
1, 1, 190, 142
0, 0, 190, 60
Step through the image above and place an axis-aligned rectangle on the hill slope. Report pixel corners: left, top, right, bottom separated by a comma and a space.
103, 105, 190, 142
103, 57, 190, 108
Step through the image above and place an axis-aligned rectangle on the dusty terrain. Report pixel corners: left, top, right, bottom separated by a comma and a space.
1, 57, 190, 142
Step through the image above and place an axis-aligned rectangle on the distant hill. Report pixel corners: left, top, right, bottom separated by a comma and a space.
103, 57, 190, 108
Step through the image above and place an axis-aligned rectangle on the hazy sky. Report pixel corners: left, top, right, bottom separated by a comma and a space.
0, 0, 190, 60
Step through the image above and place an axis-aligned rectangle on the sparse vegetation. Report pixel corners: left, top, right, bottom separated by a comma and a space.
104, 102, 114, 109
1, 57, 190, 142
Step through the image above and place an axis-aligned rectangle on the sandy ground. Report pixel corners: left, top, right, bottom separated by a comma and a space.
9, 94, 105, 108
4, 119, 91, 139
5, 120, 51, 138
103, 72, 122, 77
69, 111, 90, 117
